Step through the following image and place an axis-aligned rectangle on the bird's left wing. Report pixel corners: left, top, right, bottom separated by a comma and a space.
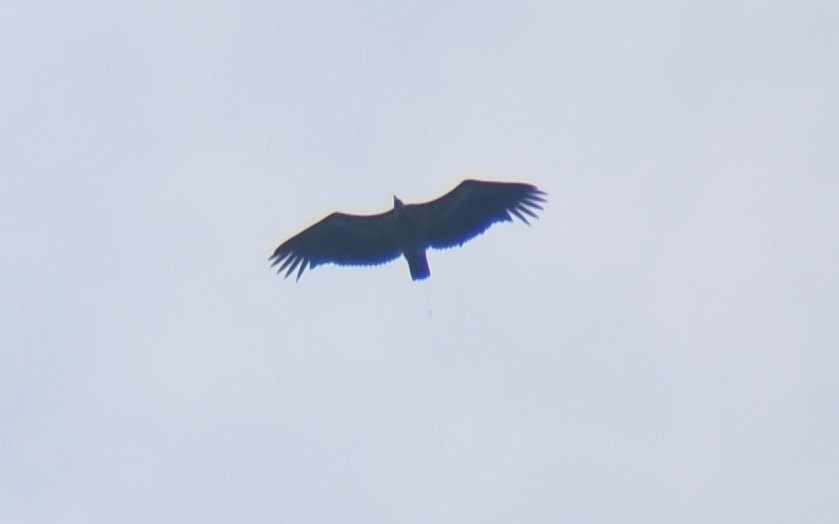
269, 210, 400, 280
416, 179, 546, 249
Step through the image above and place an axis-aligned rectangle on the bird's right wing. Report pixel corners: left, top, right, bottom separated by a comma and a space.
416, 179, 546, 249
269, 211, 400, 280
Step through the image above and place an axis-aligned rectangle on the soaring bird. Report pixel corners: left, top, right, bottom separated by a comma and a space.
269, 179, 546, 281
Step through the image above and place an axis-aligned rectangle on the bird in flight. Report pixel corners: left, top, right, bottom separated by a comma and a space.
269, 179, 546, 281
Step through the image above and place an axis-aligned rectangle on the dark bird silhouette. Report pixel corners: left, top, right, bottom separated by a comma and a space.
269, 179, 546, 281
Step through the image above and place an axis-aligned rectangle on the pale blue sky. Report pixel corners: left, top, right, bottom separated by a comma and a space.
2, 1, 838, 522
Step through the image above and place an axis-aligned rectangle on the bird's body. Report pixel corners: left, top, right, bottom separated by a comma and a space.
269, 179, 546, 281
392, 197, 431, 280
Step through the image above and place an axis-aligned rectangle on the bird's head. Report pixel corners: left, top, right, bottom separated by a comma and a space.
392, 196, 405, 210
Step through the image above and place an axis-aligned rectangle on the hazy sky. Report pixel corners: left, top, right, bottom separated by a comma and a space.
2, 1, 838, 522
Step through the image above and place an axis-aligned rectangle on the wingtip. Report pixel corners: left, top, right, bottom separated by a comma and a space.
295, 260, 308, 281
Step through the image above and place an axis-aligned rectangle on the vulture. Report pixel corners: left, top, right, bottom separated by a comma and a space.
269, 179, 546, 281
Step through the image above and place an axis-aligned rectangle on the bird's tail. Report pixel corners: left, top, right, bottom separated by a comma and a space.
405, 249, 430, 281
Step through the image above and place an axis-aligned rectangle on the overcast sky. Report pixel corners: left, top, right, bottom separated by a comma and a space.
2, 1, 838, 522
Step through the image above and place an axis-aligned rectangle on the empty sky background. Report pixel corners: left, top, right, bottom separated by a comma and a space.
2, 1, 838, 522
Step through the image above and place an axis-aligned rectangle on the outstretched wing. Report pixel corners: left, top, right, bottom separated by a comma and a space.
416, 179, 546, 249
269, 211, 400, 280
